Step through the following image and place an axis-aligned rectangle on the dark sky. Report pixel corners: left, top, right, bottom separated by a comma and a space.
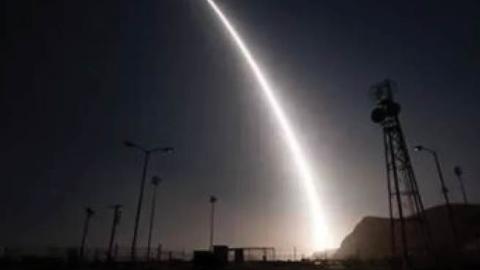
2, 0, 479, 253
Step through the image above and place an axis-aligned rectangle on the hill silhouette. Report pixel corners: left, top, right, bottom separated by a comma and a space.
335, 204, 480, 260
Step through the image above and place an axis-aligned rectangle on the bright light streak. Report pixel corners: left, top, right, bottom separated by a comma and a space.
206, 0, 332, 250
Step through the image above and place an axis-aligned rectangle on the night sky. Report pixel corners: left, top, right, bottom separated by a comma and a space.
2, 0, 479, 253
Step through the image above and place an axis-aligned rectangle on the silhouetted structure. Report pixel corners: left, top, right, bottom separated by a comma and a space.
414, 145, 459, 247
80, 207, 95, 259
231, 247, 276, 263
147, 176, 162, 261
335, 204, 480, 261
193, 245, 276, 267
107, 204, 122, 261
454, 166, 469, 204
370, 80, 432, 269
213, 245, 228, 265
124, 140, 173, 260
209, 195, 217, 251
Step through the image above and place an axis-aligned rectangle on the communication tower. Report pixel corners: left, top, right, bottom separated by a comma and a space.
370, 80, 432, 268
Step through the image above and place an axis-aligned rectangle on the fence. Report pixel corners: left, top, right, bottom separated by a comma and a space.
0, 246, 192, 263
0, 246, 336, 263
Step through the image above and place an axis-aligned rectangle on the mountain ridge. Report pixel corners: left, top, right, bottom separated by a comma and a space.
335, 204, 480, 260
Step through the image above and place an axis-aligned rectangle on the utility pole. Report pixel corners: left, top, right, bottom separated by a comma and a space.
107, 204, 122, 261
131, 149, 150, 261
147, 176, 162, 261
209, 195, 217, 251
454, 166, 468, 204
80, 207, 95, 260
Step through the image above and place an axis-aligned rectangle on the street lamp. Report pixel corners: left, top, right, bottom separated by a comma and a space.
107, 204, 122, 262
146, 176, 163, 261
124, 140, 173, 261
80, 207, 95, 260
414, 145, 458, 245
209, 195, 217, 251
453, 166, 469, 204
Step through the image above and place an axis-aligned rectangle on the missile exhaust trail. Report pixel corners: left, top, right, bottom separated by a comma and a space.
206, 0, 331, 250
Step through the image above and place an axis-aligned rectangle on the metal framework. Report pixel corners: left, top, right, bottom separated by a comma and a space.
370, 80, 432, 268
229, 247, 276, 262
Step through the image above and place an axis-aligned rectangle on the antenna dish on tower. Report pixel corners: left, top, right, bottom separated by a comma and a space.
369, 79, 397, 103
370, 79, 401, 124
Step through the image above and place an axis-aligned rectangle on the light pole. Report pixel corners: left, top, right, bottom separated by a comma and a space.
80, 207, 95, 260
146, 176, 162, 261
454, 166, 469, 204
124, 140, 173, 261
209, 195, 217, 251
414, 145, 458, 246
107, 204, 122, 261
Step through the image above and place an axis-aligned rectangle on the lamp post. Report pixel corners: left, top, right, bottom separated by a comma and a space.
414, 145, 458, 246
454, 166, 468, 204
146, 176, 162, 261
209, 195, 217, 251
124, 140, 173, 261
107, 204, 122, 261
80, 207, 95, 259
